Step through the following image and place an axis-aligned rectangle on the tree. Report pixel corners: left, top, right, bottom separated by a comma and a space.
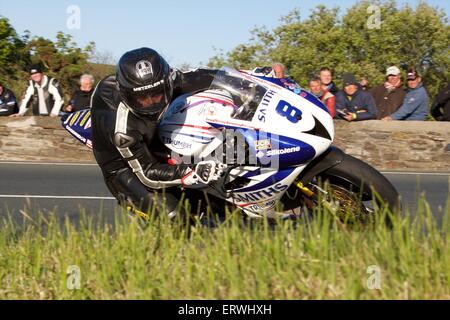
0, 17, 102, 102
208, 1, 450, 99
27, 32, 95, 97
0, 16, 30, 85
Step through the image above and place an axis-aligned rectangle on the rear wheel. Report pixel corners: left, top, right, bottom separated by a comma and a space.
281, 153, 400, 224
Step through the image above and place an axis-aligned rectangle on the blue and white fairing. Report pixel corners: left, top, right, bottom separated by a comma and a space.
159, 68, 334, 217
61, 109, 93, 149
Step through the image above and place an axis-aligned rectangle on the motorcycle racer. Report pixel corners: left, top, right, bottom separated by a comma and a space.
91, 47, 225, 220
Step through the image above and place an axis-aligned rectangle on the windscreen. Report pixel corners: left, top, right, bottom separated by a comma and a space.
209, 67, 268, 121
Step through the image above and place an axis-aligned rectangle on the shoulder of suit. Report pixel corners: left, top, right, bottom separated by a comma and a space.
91, 75, 121, 111
49, 77, 60, 87
97, 75, 116, 89
96, 75, 118, 98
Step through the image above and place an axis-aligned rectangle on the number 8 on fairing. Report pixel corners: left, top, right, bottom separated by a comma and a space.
276, 100, 302, 123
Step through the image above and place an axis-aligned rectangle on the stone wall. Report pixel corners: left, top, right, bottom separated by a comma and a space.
333, 120, 450, 171
0, 117, 94, 162
0, 117, 449, 171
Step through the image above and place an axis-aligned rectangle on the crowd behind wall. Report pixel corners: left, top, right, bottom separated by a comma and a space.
0, 61, 449, 122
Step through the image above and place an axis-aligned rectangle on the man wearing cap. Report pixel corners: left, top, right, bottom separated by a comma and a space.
335, 72, 378, 121
11, 65, 64, 117
383, 68, 429, 121
370, 66, 406, 119
0, 82, 18, 116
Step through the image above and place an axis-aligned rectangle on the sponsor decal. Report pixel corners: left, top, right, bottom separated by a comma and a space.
257, 108, 267, 122
163, 137, 192, 150
114, 132, 136, 149
135, 60, 153, 79
256, 151, 265, 158
233, 183, 288, 202
254, 139, 272, 151
257, 90, 276, 123
133, 79, 164, 92
261, 90, 275, 107
267, 146, 300, 156
256, 146, 301, 158
247, 200, 276, 212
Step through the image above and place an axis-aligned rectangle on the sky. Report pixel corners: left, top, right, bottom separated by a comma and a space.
1, 0, 449, 68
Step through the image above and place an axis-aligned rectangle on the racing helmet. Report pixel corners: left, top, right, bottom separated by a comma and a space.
116, 47, 173, 117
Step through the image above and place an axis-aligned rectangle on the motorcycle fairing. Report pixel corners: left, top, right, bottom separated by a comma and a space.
62, 109, 93, 148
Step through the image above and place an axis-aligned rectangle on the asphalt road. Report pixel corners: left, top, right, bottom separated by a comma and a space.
0, 162, 449, 225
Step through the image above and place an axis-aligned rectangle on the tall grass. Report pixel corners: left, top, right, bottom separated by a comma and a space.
0, 195, 448, 300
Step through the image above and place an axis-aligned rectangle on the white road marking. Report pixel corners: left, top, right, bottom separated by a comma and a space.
0, 195, 115, 200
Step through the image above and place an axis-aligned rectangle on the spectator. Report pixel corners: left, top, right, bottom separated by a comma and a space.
370, 66, 406, 119
319, 67, 338, 95
0, 82, 18, 116
431, 82, 450, 121
359, 77, 369, 91
65, 74, 95, 113
271, 63, 286, 78
383, 68, 429, 121
308, 77, 335, 118
11, 64, 64, 117
335, 73, 378, 121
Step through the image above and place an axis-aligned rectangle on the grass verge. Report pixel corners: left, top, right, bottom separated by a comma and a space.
0, 195, 448, 299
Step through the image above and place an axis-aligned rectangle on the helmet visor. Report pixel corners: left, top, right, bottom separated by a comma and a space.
123, 85, 170, 115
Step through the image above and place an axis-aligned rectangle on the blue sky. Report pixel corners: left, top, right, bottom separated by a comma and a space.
1, 0, 449, 68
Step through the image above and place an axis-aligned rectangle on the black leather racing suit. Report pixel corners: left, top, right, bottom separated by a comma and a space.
91, 68, 217, 215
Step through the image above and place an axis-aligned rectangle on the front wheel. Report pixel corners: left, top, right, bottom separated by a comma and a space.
281, 153, 401, 224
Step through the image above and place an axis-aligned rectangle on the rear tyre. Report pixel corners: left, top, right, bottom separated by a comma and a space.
281, 153, 400, 224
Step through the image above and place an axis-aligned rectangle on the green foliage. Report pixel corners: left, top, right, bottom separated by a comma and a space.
0, 16, 112, 104
0, 195, 448, 299
26, 32, 95, 99
0, 16, 30, 96
208, 1, 450, 99
0, 16, 29, 72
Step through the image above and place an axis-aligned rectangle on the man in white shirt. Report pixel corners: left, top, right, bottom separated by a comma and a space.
11, 65, 64, 117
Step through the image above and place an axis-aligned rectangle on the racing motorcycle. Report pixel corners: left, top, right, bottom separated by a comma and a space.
62, 67, 400, 222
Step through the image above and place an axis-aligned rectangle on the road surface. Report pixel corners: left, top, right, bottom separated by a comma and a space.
0, 162, 448, 225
